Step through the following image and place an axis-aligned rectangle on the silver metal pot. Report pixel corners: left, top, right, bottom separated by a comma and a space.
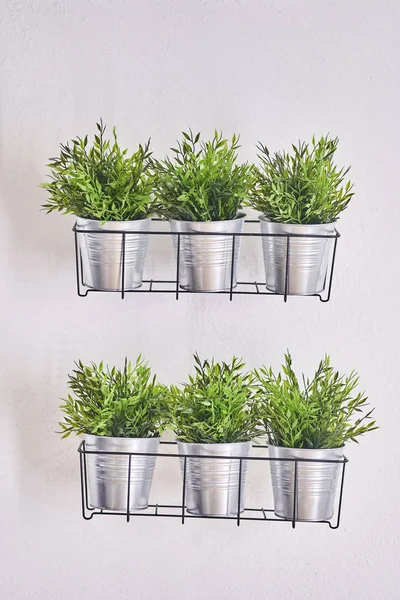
177, 441, 251, 516
269, 445, 344, 521
76, 218, 150, 291
84, 434, 159, 511
259, 216, 335, 295
170, 215, 245, 292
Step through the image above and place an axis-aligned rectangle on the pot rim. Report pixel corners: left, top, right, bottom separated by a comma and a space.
177, 439, 251, 447
258, 214, 337, 227
84, 433, 160, 442
169, 212, 246, 226
268, 444, 345, 452
76, 216, 151, 225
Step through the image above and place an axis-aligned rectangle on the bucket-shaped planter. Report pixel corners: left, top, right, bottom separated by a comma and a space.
259, 216, 335, 295
177, 441, 251, 516
76, 218, 150, 291
84, 434, 159, 511
269, 445, 344, 521
170, 215, 245, 292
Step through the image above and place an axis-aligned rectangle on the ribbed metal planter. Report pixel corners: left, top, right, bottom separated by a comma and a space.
177, 441, 251, 516
76, 218, 150, 291
259, 216, 335, 295
269, 445, 344, 521
84, 434, 159, 511
170, 215, 245, 292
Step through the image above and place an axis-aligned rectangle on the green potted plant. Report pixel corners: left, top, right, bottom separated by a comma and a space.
154, 130, 252, 292
59, 357, 166, 512
167, 354, 258, 516
249, 135, 354, 295
254, 352, 377, 522
42, 120, 154, 291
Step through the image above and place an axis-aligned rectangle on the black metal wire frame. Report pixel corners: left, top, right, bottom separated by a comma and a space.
77, 441, 347, 529
73, 220, 340, 302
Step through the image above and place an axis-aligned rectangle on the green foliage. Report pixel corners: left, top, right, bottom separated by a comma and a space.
254, 353, 377, 449
153, 130, 253, 221
249, 135, 354, 224
167, 354, 258, 443
42, 120, 155, 221
59, 357, 166, 438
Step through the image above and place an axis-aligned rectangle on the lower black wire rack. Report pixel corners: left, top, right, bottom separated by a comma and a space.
73, 219, 340, 302
78, 441, 347, 529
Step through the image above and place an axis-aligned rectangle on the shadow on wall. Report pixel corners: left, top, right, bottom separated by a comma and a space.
2, 136, 75, 281
1, 121, 76, 478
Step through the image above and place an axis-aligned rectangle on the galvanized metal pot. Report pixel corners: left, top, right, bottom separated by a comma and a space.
177, 441, 251, 516
76, 218, 150, 291
84, 434, 159, 511
259, 216, 335, 295
170, 215, 245, 292
269, 445, 344, 521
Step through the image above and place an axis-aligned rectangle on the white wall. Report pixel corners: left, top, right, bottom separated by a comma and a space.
1, 0, 399, 598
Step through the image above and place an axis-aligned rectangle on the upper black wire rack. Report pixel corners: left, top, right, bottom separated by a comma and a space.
73, 219, 340, 302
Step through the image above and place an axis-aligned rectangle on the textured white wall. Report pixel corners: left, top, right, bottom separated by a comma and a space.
1, 0, 399, 598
